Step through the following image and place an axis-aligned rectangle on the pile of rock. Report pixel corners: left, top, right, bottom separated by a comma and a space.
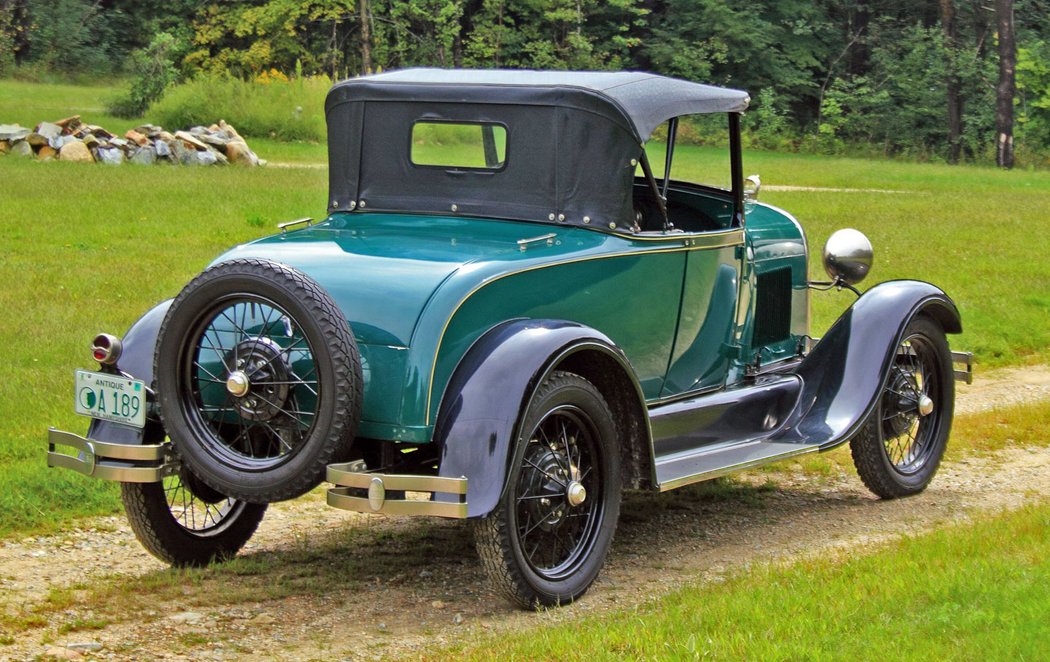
0, 116, 262, 166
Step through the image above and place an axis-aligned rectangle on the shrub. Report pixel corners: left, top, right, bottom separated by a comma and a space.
107, 32, 180, 119
147, 74, 331, 142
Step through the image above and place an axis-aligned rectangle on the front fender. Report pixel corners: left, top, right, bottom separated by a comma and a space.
778, 280, 961, 449
434, 319, 644, 518
86, 300, 172, 445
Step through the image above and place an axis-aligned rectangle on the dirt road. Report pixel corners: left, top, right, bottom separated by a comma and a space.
2, 367, 1048, 661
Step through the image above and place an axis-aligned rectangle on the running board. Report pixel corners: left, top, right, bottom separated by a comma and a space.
656, 439, 821, 492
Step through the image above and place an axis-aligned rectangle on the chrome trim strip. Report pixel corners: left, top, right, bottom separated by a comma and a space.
657, 443, 818, 492
326, 464, 468, 518
952, 350, 973, 384
47, 428, 172, 483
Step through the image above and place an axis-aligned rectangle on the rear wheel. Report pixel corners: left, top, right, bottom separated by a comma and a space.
475, 371, 622, 609
121, 467, 267, 566
850, 316, 954, 498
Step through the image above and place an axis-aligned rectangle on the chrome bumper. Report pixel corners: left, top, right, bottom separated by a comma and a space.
952, 350, 974, 384
326, 463, 468, 518
47, 428, 173, 483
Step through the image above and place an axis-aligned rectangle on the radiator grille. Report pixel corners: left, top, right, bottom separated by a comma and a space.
753, 267, 792, 347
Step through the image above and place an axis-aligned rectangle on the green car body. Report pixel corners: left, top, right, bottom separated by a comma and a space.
214, 200, 808, 446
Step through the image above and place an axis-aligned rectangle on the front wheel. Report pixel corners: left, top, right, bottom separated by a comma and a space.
475, 371, 622, 609
850, 316, 955, 498
121, 467, 268, 567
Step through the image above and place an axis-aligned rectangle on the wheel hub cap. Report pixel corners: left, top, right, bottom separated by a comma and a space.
566, 481, 586, 507
225, 337, 292, 422
918, 394, 934, 417
226, 371, 250, 397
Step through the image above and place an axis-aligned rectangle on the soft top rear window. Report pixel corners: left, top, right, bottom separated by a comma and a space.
411, 121, 507, 170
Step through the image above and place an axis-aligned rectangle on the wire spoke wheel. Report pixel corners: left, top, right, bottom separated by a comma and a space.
475, 371, 621, 609
878, 335, 940, 474
850, 316, 954, 499
162, 469, 238, 532
184, 294, 320, 471
514, 405, 602, 580
155, 259, 362, 503
121, 466, 267, 567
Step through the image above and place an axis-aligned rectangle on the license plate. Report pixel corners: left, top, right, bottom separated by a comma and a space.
74, 370, 147, 428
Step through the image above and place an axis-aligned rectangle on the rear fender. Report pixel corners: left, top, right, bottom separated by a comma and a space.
433, 319, 648, 518
86, 300, 172, 445
779, 280, 961, 449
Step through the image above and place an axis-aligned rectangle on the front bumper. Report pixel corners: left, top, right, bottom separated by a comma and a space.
326, 463, 468, 518
47, 428, 173, 482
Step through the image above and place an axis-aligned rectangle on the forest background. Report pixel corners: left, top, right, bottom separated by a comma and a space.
1, 0, 1048, 167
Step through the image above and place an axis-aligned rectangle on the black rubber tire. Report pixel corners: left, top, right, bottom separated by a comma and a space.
154, 258, 363, 503
121, 472, 267, 567
850, 316, 955, 499
475, 371, 622, 609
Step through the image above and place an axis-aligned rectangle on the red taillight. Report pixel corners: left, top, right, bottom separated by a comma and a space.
91, 333, 122, 365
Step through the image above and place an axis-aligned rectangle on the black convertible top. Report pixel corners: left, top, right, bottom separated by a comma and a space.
327, 68, 750, 141
324, 69, 749, 229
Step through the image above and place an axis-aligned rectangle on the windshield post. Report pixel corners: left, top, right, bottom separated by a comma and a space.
661, 117, 678, 199
729, 112, 744, 227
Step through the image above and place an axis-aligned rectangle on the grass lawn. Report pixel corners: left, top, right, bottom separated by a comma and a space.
0, 158, 329, 534
437, 501, 1050, 660
1, 80, 1049, 535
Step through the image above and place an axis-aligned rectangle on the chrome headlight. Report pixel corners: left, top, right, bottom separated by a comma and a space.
822, 228, 873, 285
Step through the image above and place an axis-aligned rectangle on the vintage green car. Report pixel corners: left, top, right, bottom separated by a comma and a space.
48, 69, 972, 609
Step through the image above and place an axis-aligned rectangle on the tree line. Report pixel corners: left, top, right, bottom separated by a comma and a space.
2, 0, 1048, 167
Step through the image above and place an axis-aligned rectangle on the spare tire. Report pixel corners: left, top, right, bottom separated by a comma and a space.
154, 258, 362, 503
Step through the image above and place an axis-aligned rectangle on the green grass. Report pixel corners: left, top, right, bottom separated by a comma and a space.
0, 158, 328, 534
1, 80, 1050, 535
440, 502, 1050, 660
148, 75, 330, 142
0, 79, 140, 135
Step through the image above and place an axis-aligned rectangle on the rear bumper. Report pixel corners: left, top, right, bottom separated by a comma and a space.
326, 463, 468, 518
47, 428, 172, 483
952, 350, 974, 384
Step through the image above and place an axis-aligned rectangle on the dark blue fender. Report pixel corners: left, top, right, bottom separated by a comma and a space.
86, 300, 172, 445
434, 319, 646, 518
776, 279, 961, 448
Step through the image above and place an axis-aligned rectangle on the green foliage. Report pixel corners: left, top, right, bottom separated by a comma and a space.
107, 32, 181, 118
1017, 40, 1050, 163
0, 0, 28, 76
372, 0, 464, 68
812, 21, 998, 162
23, 0, 115, 74
462, 0, 646, 70
147, 74, 330, 141
184, 0, 356, 78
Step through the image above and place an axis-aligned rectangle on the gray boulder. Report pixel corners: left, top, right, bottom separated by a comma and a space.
0, 124, 30, 141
